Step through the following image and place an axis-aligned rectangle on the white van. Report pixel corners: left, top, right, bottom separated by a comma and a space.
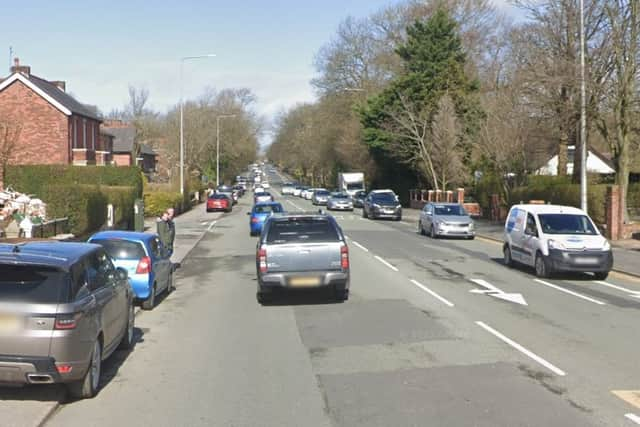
503, 204, 612, 279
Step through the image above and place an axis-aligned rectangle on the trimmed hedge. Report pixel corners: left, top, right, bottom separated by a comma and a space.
41, 185, 108, 236
5, 165, 143, 198
144, 191, 184, 218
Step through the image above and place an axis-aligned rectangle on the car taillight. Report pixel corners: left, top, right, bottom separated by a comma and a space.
56, 365, 73, 374
54, 313, 82, 330
341, 244, 349, 270
258, 248, 268, 273
136, 256, 152, 274
251, 217, 260, 223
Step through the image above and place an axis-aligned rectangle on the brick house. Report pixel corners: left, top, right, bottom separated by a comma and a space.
102, 120, 157, 177
0, 58, 104, 167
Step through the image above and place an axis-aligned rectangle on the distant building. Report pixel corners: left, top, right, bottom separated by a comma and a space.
536, 145, 616, 176
0, 58, 104, 166
101, 120, 157, 177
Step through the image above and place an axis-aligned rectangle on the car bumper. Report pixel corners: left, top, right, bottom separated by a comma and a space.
259, 270, 349, 290
0, 354, 89, 385
329, 205, 353, 210
547, 249, 613, 273
372, 209, 402, 218
250, 223, 264, 234
434, 227, 475, 237
130, 274, 153, 299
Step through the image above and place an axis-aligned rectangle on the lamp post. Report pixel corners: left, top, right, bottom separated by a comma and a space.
216, 114, 237, 187
579, 0, 587, 211
179, 54, 215, 195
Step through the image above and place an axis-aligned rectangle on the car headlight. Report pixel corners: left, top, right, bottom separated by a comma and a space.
468, 222, 475, 231
396, 204, 402, 210
602, 240, 611, 251
548, 239, 566, 250
373, 204, 381, 209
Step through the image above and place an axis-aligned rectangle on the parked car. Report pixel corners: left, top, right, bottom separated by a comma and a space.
303, 188, 317, 200
256, 212, 350, 304
363, 191, 402, 221
232, 184, 245, 197
206, 193, 232, 213
281, 183, 295, 195
419, 202, 475, 240
248, 202, 285, 236
352, 190, 367, 208
503, 204, 613, 279
88, 231, 174, 310
217, 185, 236, 205
261, 181, 271, 189
311, 189, 330, 205
254, 191, 275, 204
0, 241, 134, 398
327, 192, 354, 211
292, 186, 304, 197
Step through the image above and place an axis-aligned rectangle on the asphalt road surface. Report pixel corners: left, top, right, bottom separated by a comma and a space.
6, 169, 640, 427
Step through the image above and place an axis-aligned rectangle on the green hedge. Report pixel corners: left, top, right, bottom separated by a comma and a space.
144, 191, 184, 218
5, 165, 143, 198
101, 186, 139, 229
41, 185, 108, 236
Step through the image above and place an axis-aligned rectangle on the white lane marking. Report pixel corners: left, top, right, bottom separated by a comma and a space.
626, 413, 640, 425
200, 221, 208, 225
534, 279, 606, 305
351, 241, 369, 252
469, 279, 528, 306
374, 255, 399, 272
207, 221, 218, 232
475, 321, 566, 376
286, 200, 304, 211
594, 281, 640, 296
410, 279, 454, 307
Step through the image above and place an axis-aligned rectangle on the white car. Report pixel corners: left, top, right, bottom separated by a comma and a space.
503, 204, 612, 279
261, 181, 270, 189
281, 184, 295, 195
303, 188, 317, 200
292, 186, 303, 197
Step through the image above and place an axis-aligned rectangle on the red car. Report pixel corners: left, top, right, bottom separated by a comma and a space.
207, 194, 232, 213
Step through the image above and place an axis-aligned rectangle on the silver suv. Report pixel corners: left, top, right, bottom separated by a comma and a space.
0, 242, 134, 399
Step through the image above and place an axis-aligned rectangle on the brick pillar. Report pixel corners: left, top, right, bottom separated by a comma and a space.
446, 190, 453, 202
606, 185, 620, 240
435, 190, 442, 202
457, 188, 465, 204
428, 190, 434, 202
420, 190, 425, 201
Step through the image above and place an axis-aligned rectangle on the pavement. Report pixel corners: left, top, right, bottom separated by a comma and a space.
402, 207, 640, 278
3, 171, 640, 427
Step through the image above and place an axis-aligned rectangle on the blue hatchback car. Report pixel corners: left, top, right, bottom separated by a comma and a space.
248, 202, 284, 236
88, 231, 173, 310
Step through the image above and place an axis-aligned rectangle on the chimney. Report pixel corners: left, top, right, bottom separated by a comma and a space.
10, 57, 31, 77
51, 81, 66, 92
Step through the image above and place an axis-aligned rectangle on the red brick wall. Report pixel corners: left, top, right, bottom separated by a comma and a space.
113, 153, 132, 166
0, 80, 69, 164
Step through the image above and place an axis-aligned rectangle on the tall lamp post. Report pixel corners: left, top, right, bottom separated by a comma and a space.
179, 54, 215, 195
216, 114, 237, 187
579, 0, 588, 211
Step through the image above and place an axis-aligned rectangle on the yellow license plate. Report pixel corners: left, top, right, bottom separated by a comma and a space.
290, 277, 321, 287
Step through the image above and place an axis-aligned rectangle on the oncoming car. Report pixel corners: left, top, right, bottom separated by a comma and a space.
327, 192, 354, 211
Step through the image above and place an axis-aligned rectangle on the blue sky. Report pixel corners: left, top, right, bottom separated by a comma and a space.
2, 0, 518, 140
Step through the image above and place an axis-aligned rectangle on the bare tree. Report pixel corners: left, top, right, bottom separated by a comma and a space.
431, 96, 466, 190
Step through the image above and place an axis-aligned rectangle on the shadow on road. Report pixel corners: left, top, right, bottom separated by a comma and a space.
260, 288, 345, 307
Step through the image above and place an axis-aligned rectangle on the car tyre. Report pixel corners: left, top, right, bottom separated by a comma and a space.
362, 208, 368, 219
535, 253, 552, 278
395, 215, 402, 222
141, 284, 156, 310
503, 245, 513, 267
118, 304, 135, 350
257, 292, 271, 305
593, 271, 609, 280
68, 339, 102, 400
334, 287, 349, 302
168, 271, 176, 293
419, 221, 426, 235
430, 226, 437, 239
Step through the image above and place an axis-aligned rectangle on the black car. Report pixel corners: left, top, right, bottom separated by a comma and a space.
363, 191, 402, 221
352, 190, 367, 208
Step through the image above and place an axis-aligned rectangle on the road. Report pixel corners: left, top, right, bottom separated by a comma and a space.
3, 168, 640, 427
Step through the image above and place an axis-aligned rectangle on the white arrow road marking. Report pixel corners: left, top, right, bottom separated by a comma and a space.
626, 413, 640, 425
594, 281, 640, 299
469, 279, 528, 306
534, 279, 606, 305
475, 321, 566, 376
207, 221, 218, 232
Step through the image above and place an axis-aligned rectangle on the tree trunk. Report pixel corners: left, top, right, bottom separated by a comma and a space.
617, 130, 630, 224
557, 129, 568, 176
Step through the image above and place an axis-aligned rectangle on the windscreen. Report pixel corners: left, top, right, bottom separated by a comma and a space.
538, 214, 597, 235
434, 205, 467, 216
0, 264, 70, 303
346, 183, 363, 190
331, 194, 349, 199
266, 218, 339, 244
254, 204, 283, 214
90, 239, 146, 260
372, 193, 397, 204
314, 190, 330, 196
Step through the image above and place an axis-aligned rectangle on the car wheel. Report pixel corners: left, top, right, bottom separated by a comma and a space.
395, 215, 402, 221
430, 226, 437, 239
257, 291, 271, 305
141, 284, 156, 310
334, 287, 349, 302
362, 208, 368, 219
419, 221, 426, 235
535, 253, 552, 278
68, 339, 102, 399
593, 271, 609, 280
168, 271, 176, 293
503, 245, 513, 267
467, 236, 475, 240
118, 303, 135, 350
206, 208, 211, 213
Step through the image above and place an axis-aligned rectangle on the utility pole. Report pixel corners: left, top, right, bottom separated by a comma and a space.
579, 0, 588, 212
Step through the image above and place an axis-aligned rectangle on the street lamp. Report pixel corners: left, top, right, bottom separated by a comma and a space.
579, 0, 587, 211
179, 54, 216, 195
216, 114, 237, 187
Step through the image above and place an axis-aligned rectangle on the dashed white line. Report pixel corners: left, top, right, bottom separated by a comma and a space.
475, 321, 567, 376
374, 255, 399, 272
625, 413, 640, 425
351, 241, 369, 252
286, 200, 304, 211
207, 220, 218, 232
593, 280, 640, 295
410, 279, 455, 307
534, 279, 606, 305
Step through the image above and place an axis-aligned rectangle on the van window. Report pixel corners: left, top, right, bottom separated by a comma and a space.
538, 214, 597, 235
266, 218, 339, 244
525, 214, 538, 236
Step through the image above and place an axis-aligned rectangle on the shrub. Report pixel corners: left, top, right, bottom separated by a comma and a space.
42, 185, 108, 237
144, 191, 184, 218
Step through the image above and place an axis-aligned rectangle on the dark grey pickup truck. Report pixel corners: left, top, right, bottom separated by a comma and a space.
255, 212, 350, 304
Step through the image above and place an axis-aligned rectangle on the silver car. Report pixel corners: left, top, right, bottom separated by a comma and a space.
326, 192, 354, 211
419, 202, 475, 239
311, 189, 330, 205
0, 242, 134, 399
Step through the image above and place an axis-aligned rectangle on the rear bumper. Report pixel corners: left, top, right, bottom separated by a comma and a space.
548, 249, 613, 273
250, 223, 264, 234
0, 354, 88, 385
130, 274, 153, 299
328, 205, 353, 210
259, 271, 349, 289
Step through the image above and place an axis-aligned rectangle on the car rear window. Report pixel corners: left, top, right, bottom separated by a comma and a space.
257, 192, 271, 197
266, 218, 340, 244
0, 264, 70, 303
315, 191, 330, 196
210, 194, 228, 200
90, 239, 146, 260
254, 204, 283, 214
